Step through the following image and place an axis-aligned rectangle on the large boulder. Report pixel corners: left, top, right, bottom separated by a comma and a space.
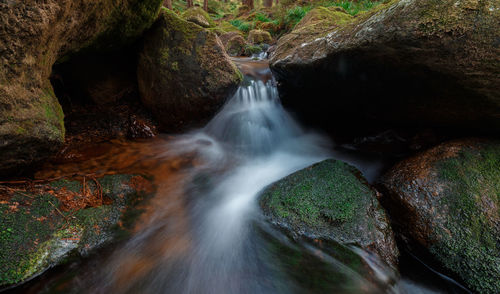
0, 0, 163, 176
270, 0, 500, 133
260, 159, 399, 267
137, 10, 242, 131
381, 140, 500, 293
0, 174, 155, 288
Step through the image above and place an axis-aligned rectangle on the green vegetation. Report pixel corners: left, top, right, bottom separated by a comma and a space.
434, 143, 500, 293
169, 0, 384, 38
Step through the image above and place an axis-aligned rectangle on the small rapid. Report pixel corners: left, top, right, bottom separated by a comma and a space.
11, 58, 468, 294
88, 63, 345, 294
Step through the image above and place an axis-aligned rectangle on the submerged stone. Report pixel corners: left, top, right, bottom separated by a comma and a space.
382, 140, 500, 293
260, 159, 399, 268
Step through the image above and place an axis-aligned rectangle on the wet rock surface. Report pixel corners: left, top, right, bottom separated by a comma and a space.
0, 174, 155, 288
137, 9, 242, 132
260, 159, 399, 267
381, 139, 500, 293
270, 0, 500, 133
0, 0, 163, 176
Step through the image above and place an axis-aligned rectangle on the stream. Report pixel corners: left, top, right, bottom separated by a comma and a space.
8, 58, 469, 294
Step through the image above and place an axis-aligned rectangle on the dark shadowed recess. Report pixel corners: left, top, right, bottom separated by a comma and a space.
274, 49, 499, 139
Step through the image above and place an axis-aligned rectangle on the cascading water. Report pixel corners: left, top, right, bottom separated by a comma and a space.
87, 66, 350, 294
13, 58, 468, 294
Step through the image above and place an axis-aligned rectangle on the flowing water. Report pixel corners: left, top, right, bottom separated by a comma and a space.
10, 58, 469, 294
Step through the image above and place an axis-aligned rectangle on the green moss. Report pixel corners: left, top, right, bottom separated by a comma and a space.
244, 44, 263, 55
261, 159, 372, 230
0, 174, 153, 287
433, 143, 500, 293
182, 7, 216, 27
15, 126, 26, 135
0, 194, 63, 285
171, 61, 179, 71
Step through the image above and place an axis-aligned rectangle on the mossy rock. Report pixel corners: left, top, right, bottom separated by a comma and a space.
247, 29, 273, 45
260, 159, 399, 267
0, 0, 163, 175
244, 44, 263, 56
0, 174, 155, 288
225, 35, 248, 57
270, 0, 500, 133
382, 139, 500, 293
137, 9, 242, 131
182, 7, 216, 28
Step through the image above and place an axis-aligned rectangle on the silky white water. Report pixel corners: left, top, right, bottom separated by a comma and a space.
25, 60, 467, 294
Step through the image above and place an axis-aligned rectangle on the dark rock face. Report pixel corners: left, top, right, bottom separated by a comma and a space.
260, 159, 399, 267
270, 0, 500, 133
381, 140, 500, 293
0, 174, 155, 288
0, 0, 163, 176
137, 10, 242, 131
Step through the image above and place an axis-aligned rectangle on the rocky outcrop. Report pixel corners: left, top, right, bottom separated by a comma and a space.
0, 174, 155, 288
182, 6, 215, 28
270, 0, 500, 133
381, 140, 500, 293
0, 0, 163, 176
247, 29, 272, 45
137, 9, 242, 131
260, 159, 399, 267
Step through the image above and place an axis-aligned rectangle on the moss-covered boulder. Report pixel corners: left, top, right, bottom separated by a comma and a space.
225, 34, 248, 56
137, 9, 242, 131
182, 6, 215, 28
0, 174, 155, 288
247, 29, 272, 45
0, 0, 163, 176
260, 159, 399, 267
381, 140, 500, 293
270, 0, 500, 133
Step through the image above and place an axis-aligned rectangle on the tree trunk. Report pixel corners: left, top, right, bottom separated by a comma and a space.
163, 0, 172, 9
263, 0, 272, 7
243, 0, 254, 10
275, 0, 278, 4
203, 0, 208, 11
187, 0, 193, 8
